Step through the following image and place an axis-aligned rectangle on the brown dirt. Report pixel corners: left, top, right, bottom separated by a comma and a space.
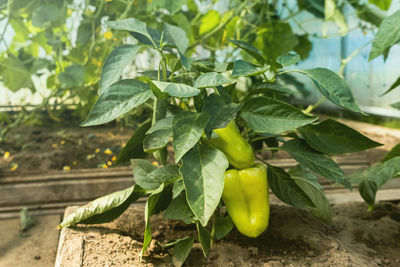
1, 119, 400, 266
0, 214, 61, 267
57, 201, 400, 267
0, 125, 132, 174
1, 118, 400, 175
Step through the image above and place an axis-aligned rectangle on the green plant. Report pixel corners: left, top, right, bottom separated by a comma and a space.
23, 0, 394, 264
58, 19, 388, 267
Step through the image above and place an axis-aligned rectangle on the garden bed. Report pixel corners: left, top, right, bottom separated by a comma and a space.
1, 118, 400, 175
56, 201, 400, 267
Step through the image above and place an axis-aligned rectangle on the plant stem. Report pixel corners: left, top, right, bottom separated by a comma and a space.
338, 40, 372, 77
303, 96, 326, 114
188, 0, 250, 50
119, 0, 136, 19
255, 156, 269, 166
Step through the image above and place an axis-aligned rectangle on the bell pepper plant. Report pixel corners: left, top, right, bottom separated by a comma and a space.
56, 1, 400, 265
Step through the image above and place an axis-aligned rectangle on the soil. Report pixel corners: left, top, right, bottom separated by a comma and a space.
57, 201, 400, 267
1, 118, 400, 175
1, 118, 400, 266
0, 214, 61, 267
0, 125, 132, 174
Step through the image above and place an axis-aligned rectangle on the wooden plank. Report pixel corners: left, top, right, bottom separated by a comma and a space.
54, 206, 84, 267
0, 177, 134, 207
1, 155, 398, 220
2, 179, 399, 220
0, 163, 369, 207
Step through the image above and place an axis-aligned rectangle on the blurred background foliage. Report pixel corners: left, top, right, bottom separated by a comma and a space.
0, 0, 398, 137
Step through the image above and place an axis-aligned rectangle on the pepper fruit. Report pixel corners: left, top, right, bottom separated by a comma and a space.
222, 164, 269, 238
209, 121, 255, 169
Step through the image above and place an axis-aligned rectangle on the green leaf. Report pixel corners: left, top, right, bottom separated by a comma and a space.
369, 0, 392, 11
0, 56, 34, 92
131, 159, 157, 185
147, 116, 174, 134
152, 81, 200, 97
299, 119, 382, 154
356, 4, 385, 27
267, 165, 316, 209
164, 193, 194, 224
231, 60, 270, 77
153, 185, 173, 215
350, 156, 400, 188
30, 58, 51, 73
141, 184, 164, 256
116, 122, 151, 164
351, 156, 400, 206
20, 207, 35, 232
76, 20, 92, 46
229, 39, 265, 64
106, 18, 155, 46
196, 222, 211, 257
277, 53, 300, 67
359, 180, 378, 206
214, 216, 233, 240
180, 144, 229, 226
199, 10, 220, 35
324, 0, 348, 36
163, 22, 189, 54
201, 94, 242, 138
281, 139, 352, 189
143, 129, 172, 153
194, 72, 232, 89
294, 35, 312, 60
100, 45, 142, 95
59, 185, 145, 228
172, 237, 194, 267
81, 79, 153, 126
251, 82, 296, 95
240, 96, 317, 134
382, 143, 400, 162
369, 10, 400, 61
382, 77, 400, 96
172, 112, 209, 162
10, 18, 30, 42
58, 65, 85, 88
391, 101, 400, 110
172, 180, 185, 198
254, 22, 299, 60
297, 68, 363, 113
32, 4, 61, 27
131, 159, 180, 190
289, 165, 332, 223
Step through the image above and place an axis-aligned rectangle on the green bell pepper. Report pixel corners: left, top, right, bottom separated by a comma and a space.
209, 121, 255, 169
222, 163, 270, 238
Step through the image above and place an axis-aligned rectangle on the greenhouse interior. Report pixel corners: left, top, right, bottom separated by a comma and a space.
1, 0, 400, 266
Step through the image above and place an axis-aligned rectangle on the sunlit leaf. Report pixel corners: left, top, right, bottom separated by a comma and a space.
299, 119, 382, 154
59, 185, 145, 228
100, 45, 142, 95
281, 139, 352, 189
180, 144, 228, 226
369, 10, 400, 61
152, 81, 200, 97
240, 96, 317, 134
199, 10, 220, 35
81, 79, 153, 126
296, 68, 363, 113
116, 122, 151, 164
172, 111, 209, 162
